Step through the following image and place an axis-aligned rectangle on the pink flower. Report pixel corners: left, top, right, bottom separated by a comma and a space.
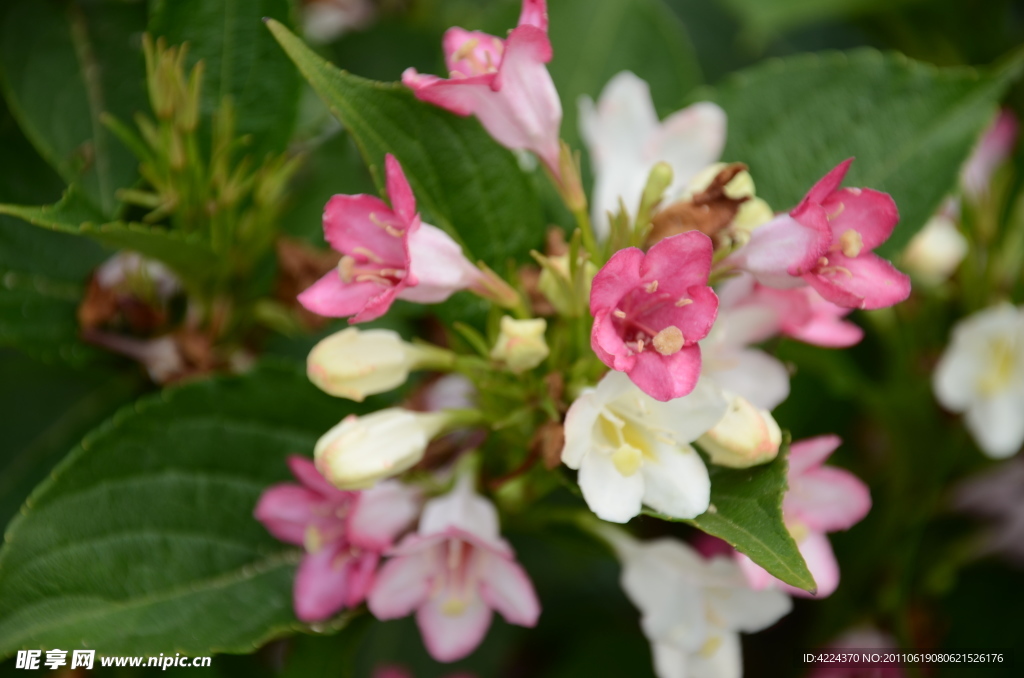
962, 109, 1018, 198
737, 435, 870, 598
254, 455, 420, 621
590, 231, 719, 401
725, 159, 910, 310
368, 474, 540, 662
298, 154, 481, 322
401, 0, 562, 173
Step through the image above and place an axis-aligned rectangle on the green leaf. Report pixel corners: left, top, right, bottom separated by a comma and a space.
648, 439, 816, 592
718, 0, 922, 43
266, 20, 546, 270
0, 188, 219, 282
0, 0, 147, 217
149, 0, 302, 156
0, 363, 361, 656
548, 0, 703, 149
706, 48, 1024, 256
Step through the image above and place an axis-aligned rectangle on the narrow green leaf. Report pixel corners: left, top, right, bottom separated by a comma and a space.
0, 363, 362, 656
0, 187, 218, 282
647, 440, 816, 592
149, 0, 302, 156
0, 0, 147, 217
266, 20, 546, 270
706, 48, 1024, 256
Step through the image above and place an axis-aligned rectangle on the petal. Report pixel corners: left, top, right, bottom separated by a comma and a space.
634, 285, 719, 349
253, 484, 323, 546
822, 187, 899, 251
706, 348, 790, 411
627, 345, 702, 402
963, 109, 1018, 197
323, 194, 407, 263
350, 285, 401, 324
399, 224, 480, 304
725, 214, 830, 284
442, 28, 506, 79
384, 155, 417, 224
787, 466, 871, 532
648, 101, 727, 190
640, 443, 711, 520
966, 391, 1024, 458
590, 247, 645, 314
367, 551, 434, 619
689, 631, 743, 678
788, 435, 842, 475
636, 377, 729, 444
786, 309, 864, 348
804, 252, 911, 310
591, 311, 636, 371
561, 388, 601, 469
294, 545, 374, 621
705, 559, 793, 630
348, 481, 420, 551
297, 271, 381, 319
800, 158, 853, 207
641, 232, 714, 295
517, 0, 549, 31
793, 531, 840, 598
736, 552, 778, 591
578, 449, 645, 523
416, 594, 493, 662
478, 552, 541, 626
419, 474, 504, 545
651, 642, 690, 678
287, 455, 345, 498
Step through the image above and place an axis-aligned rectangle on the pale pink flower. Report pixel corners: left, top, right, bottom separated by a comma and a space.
298, 154, 481, 322
368, 474, 540, 662
254, 456, 420, 621
737, 435, 870, 598
962, 109, 1018, 199
402, 0, 562, 173
725, 159, 910, 310
590, 231, 719, 401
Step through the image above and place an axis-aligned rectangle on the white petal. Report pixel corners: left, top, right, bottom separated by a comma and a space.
704, 560, 792, 632
966, 391, 1024, 458
637, 378, 730, 444
640, 443, 711, 520
652, 641, 691, 678
706, 349, 790, 411
419, 472, 503, 543
578, 449, 645, 523
649, 101, 727, 193
561, 388, 600, 469
689, 631, 742, 678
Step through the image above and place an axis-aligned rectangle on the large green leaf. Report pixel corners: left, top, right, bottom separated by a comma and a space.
548, 0, 703, 150
266, 20, 546, 269
648, 440, 816, 592
707, 48, 1024, 256
718, 0, 923, 43
0, 188, 218, 282
0, 363, 360, 656
0, 0, 147, 217
150, 0, 302, 156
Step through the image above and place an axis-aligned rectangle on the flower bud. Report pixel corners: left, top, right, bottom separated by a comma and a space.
490, 316, 550, 372
697, 393, 782, 468
314, 409, 452, 489
902, 213, 968, 285
307, 328, 454, 402
537, 254, 596, 317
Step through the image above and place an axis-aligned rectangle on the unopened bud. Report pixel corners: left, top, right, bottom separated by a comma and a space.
537, 254, 596, 316
698, 393, 781, 468
902, 213, 968, 285
490, 316, 549, 372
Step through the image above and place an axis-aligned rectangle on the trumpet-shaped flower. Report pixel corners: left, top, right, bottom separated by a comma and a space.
933, 304, 1024, 458
601, 528, 791, 678
737, 435, 870, 597
315, 408, 459, 489
307, 328, 454, 401
725, 159, 910, 310
299, 155, 481, 322
580, 71, 726, 240
591, 231, 719, 401
368, 474, 540, 662
562, 371, 727, 523
402, 0, 562, 173
254, 456, 419, 621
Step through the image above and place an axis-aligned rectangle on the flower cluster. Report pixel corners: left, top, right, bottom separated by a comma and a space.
254, 0, 909, 672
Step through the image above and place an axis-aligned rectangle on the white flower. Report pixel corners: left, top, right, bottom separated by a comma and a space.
561, 371, 727, 523
580, 71, 726, 240
601, 528, 791, 678
490, 316, 550, 373
697, 392, 781, 468
307, 328, 453, 402
902, 212, 968, 285
934, 304, 1024, 458
314, 409, 454, 489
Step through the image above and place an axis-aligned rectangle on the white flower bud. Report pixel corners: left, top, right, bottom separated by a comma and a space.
902, 213, 968, 285
314, 409, 452, 489
490, 316, 550, 373
698, 393, 782, 468
307, 328, 453, 402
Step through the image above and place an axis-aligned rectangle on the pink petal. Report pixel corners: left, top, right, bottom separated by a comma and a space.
323, 194, 407, 264
640, 231, 714, 296
726, 214, 830, 284
398, 224, 480, 304
287, 455, 346, 498
367, 551, 434, 619
517, 0, 548, 31
477, 552, 540, 626
788, 466, 871, 533
590, 312, 634, 370
442, 28, 506, 79
793, 531, 840, 598
788, 435, 841, 475
350, 284, 402, 324
736, 552, 777, 591
590, 247, 645, 314
348, 481, 421, 552
783, 291, 863, 348
963, 109, 1019, 197
799, 158, 853, 208
633, 284, 719, 348
253, 484, 322, 546
416, 594, 492, 662
384, 155, 417, 224
627, 344, 702, 402
402, 69, 496, 117
297, 271, 381, 319
804, 252, 911, 310
821, 187, 899, 252
294, 545, 377, 621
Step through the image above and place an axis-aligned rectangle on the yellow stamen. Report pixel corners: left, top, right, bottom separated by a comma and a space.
652, 326, 685, 356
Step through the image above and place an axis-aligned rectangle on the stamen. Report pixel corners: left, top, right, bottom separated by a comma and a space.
613, 309, 627, 319
611, 444, 643, 477
644, 280, 659, 293
368, 213, 405, 238
675, 297, 693, 307
338, 256, 356, 283
826, 202, 846, 221
452, 38, 480, 62
352, 246, 384, 263
652, 326, 685, 356
838, 229, 863, 257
